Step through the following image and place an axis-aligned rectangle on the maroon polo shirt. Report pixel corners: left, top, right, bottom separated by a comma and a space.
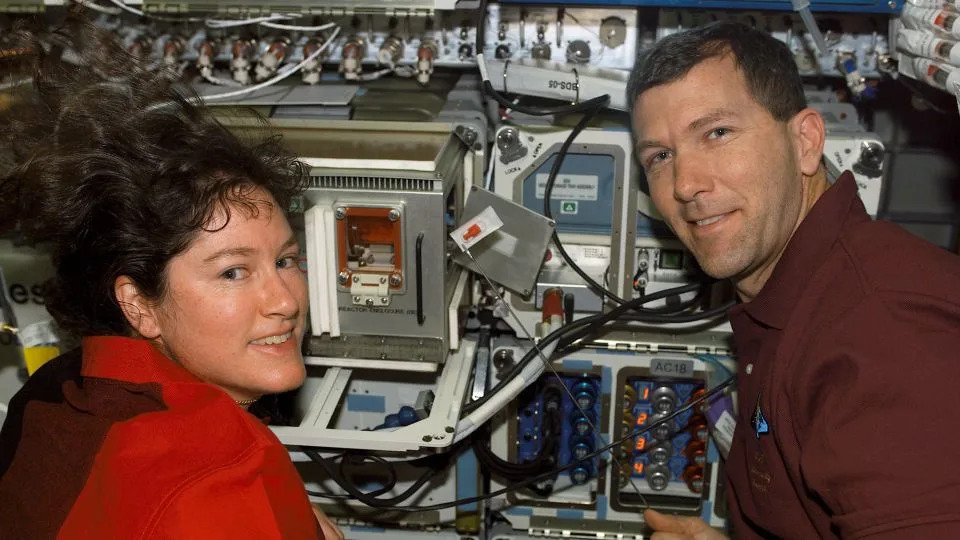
725, 172, 960, 538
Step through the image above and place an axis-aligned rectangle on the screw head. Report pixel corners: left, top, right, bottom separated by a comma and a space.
352, 295, 361, 302
338, 271, 350, 284
887, 0, 895, 7
496, 127, 519, 151
649, 473, 668, 491
379, 276, 387, 284
389, 274, 402, 286
334, 207, 346, 220
352, 275, 360, 283
388, 209, 401, 222
365, 298, 374, 306
380, 297, 388, 304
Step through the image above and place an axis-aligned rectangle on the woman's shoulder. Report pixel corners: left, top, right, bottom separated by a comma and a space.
106, 381, 282, 466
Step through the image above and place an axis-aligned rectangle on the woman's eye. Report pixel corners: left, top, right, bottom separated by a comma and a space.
222, 267, 248, 280
277, 255, 298, 269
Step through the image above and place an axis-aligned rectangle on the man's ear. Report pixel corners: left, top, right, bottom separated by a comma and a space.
790, 107, 826, 177
114, 276, 161, 339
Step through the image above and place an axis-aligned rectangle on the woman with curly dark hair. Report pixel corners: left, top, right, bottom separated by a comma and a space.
0, 16, 341, 539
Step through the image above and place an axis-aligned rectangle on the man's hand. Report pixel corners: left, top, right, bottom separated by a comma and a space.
644, 509, 728, 540
311, 504, 344, 540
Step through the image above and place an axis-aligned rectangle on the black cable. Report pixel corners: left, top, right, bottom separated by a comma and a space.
540, 98, 629, 307
480, 53, 717, 324
640, 292, 704, 315
557, 283, 729, 349
535, 96, 723, 323
463, 284, 724, 416
461, 311, 599, 415
482, 81, 612, 117
471, 388, 563, 480
556, 282, 710, 346
305, 373, 735, 508
337, 453, 398, 498
473, 423, 554, 479
463, 283, 712, 414
306, 490, 352, 500
415, 232, 425, 325
471, 296, 729, 426
371, 375, 737, 512
304, 448, 439, 508
618, 301, 734, 323
560, 300, 735, 354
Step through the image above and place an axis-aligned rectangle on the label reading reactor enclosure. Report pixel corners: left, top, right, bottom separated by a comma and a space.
535, 174, 599, 201
650, 358, 694, 377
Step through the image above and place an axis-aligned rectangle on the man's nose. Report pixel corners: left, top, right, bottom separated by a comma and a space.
673, 154, 714, 203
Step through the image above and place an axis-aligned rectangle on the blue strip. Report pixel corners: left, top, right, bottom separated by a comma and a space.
505, 507, 534, 516
601, 367, 612, 395
346, 394, 386, 413
456, 449, 479, 511
707, 437, 719, 463
596, 495, 608, 521
701, 501, 713, 522
562, 359, 593, 372
557, 509, 584, 520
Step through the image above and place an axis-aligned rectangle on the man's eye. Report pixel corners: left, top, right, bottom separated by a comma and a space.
707, 127, 730, 139
647, 151, 670, 168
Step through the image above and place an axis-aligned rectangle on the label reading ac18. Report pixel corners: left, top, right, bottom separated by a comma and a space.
650, 359, 694, 377
548, 80, 577, 91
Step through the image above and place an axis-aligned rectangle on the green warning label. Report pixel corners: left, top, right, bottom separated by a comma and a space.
560, 201, 578, 214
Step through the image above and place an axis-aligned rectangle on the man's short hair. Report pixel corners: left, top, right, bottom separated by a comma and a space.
627, 22, 806, 122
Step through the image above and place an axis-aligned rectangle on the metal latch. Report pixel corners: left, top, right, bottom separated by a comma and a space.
350, 273, 391, 307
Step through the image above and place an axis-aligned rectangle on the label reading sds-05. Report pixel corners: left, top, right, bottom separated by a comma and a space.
548, 80, 577, 91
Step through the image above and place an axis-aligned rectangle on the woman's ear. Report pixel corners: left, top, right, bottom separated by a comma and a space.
114, 276, 161, 339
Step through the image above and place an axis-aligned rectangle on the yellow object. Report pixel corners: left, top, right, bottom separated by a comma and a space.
24, 346, 60, 376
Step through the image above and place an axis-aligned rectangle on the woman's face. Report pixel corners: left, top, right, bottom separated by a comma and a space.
145, 189, 308, 401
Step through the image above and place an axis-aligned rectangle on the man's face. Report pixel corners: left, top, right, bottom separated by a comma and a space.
632, 55, 806, 287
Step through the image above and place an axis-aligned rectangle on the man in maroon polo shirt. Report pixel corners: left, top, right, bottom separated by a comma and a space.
628, 22, 960, 539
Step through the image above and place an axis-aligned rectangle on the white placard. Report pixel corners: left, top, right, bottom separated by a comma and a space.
535, 174, 599, 201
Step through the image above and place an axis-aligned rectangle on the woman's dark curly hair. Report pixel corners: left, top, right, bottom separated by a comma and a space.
0, 15, 307, 337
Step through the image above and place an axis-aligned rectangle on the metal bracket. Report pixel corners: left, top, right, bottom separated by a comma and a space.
454, 124, 481, 151
273, 339, 476, 452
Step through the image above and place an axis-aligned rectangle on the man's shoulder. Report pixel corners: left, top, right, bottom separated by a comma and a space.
836, 218, 960, 302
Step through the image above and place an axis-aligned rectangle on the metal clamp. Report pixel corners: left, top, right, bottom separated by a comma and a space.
572, 67, 581, 104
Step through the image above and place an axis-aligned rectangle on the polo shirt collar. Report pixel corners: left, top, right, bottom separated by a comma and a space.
81, 336, 200, 385
740, 172, 865, 329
